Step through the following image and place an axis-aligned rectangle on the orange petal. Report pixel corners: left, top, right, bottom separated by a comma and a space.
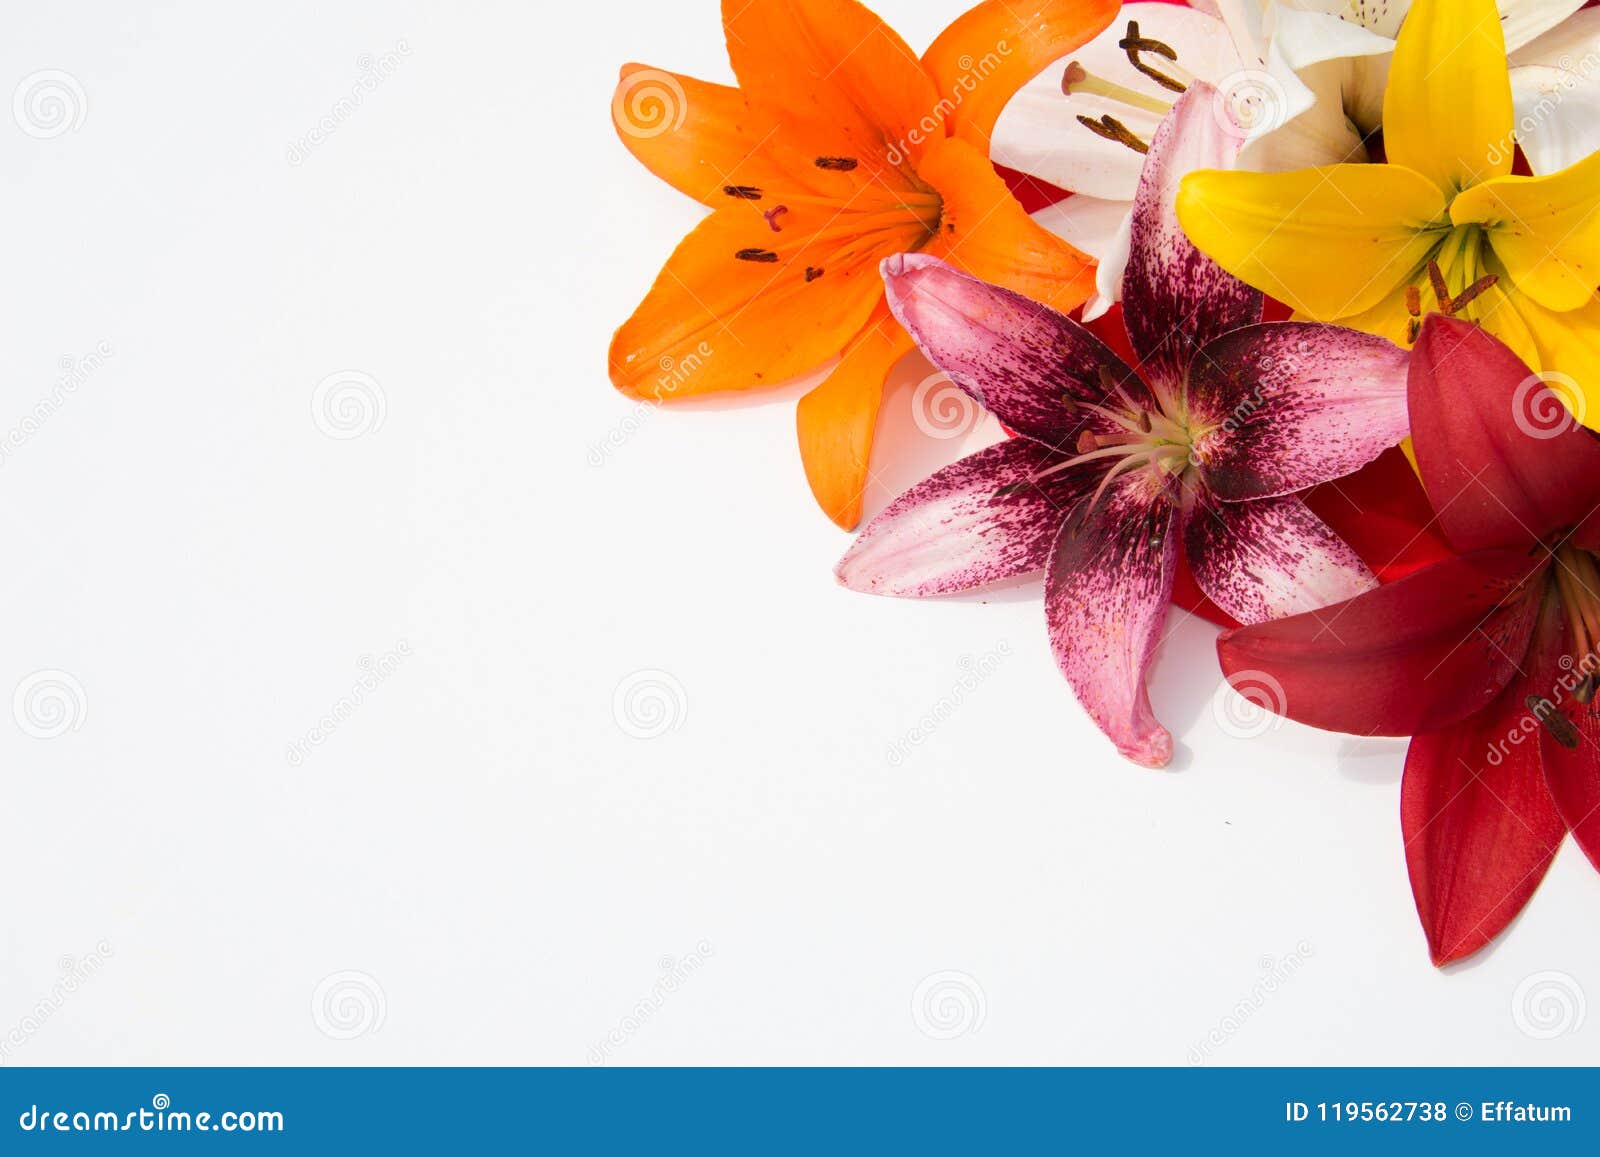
611, 63, 786, 207
721, 0, 943, 171
797, 312, 914, 530
922, 0, 1121, 152
920, 135, 1097, 312
609, 204, 916, 399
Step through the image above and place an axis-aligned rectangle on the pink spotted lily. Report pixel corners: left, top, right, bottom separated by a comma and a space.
837, 83, 1413, 767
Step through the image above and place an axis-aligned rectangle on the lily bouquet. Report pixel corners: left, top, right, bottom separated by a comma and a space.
608, 0, 1600, 965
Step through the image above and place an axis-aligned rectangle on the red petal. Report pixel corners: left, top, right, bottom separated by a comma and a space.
1216, 550, 1546, 736
1410, 315, 1600, 553
1531, 600, 1600, 872
1403, 600, 1570, 965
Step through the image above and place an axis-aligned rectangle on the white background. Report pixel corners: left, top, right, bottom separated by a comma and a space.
2, 0, 1596, 1066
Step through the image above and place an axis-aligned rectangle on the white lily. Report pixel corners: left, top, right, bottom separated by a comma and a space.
997, 0, 1592, 319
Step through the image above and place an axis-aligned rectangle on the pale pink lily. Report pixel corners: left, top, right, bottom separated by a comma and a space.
837, 85, 1412, 767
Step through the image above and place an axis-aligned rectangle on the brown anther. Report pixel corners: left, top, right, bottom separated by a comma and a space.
814, 156, 859, 172
1578, 673, 1598, 705
1060, 393, 1079, 414
734, 248, 780, 263
1137, 411, 1153, 434
1427, 260, 1450, 309
1449, 273, 1500, 315
1405, 285, 1422, 317
723, 185, 763, 200
1077, 430, 1100, 454
763, 205, 789, 232
1075, 114, 1149, 154
804, 266, 824, 283
1061, 61, 1087, 95
1528, 694, 1581, 749
1118, 21, 1187, 93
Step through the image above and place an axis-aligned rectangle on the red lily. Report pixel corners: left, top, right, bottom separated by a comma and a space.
1218, 314, 1600, 965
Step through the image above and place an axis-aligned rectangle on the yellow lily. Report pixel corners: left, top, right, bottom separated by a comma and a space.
1175, 0, 1600, 426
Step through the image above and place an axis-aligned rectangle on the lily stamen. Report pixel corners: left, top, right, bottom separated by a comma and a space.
1061, 60, 1174, 114
1076, 114, 1150, 154
1118, 21, 1190, 93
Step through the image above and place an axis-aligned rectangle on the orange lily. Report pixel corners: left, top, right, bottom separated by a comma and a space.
609, 0, 1116, 529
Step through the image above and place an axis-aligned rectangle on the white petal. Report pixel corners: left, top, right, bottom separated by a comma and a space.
1510, 4, 1600, 67
1500, 0, 1590, 52
1088, 209, 1134, 320
1510, 63, 1600, 173
990, 2, 1241, 199
1029, 194, 1132, 262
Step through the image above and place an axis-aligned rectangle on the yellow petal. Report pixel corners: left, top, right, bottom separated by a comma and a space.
1515, 294, 1600, 432
1176, 164, 1448, 320
921, 0, 1120, 152
796, 311, 914, 530
1451, 150, 1600, 313
1382, 0, 1514, 194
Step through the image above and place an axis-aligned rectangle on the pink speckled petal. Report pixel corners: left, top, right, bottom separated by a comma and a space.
1184, 491, 1377, 626
836, 438, 1094, 597
1188, 322, 1412, 501
1045, 471, 1180, 768
1122, 82, 1262, 393
881, 252, 1147, 451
